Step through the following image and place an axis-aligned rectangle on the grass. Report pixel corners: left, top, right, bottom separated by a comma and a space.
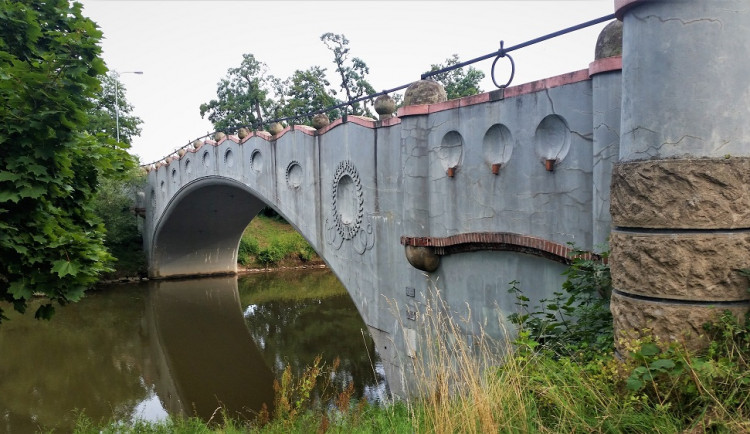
238, 215, 319, 268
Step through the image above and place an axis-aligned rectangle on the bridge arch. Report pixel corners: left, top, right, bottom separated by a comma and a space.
150, 176, 322, 280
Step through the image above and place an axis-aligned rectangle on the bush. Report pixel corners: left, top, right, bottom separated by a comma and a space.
257, 245, 285, 266
508, 246, 612, 360
238, 236, 259, 266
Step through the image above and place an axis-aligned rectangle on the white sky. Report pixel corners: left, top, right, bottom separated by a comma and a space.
79, 1, 615, 165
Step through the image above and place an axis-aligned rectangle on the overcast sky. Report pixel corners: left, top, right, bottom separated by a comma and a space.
79, 1, 615, 165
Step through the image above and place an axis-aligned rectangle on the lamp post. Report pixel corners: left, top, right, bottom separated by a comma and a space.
114, 70, 143, 143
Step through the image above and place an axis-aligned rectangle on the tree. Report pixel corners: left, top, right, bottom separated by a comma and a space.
279, 66, 340, 126
86, 72, 143, 145
199, 53, 275, 132
426, 54, 485, 100
84, 71, 145, 281
320, 33, 376, 117
93, 167, 147, 280
0, 0, 135, 323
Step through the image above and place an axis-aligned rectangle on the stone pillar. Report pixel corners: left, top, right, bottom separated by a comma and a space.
610, 0, 750, 351
590, 20, 622, 248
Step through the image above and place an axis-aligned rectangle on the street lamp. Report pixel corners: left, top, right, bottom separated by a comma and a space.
114, 70, 143, 143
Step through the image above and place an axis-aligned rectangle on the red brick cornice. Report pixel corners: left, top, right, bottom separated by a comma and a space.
400, 232, 603, 265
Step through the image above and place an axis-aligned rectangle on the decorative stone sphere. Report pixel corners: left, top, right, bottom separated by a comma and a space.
404, 245, 440, 272
374, 94, 396, 120
192, 140, 203, 150
177, 148, 187, 157
238, 127, 250, 139
214, 132, 226, 142
403, 80, 447, 106
312, 113, 330, 130
269, 122, 284, 135
595, 20, 623, 60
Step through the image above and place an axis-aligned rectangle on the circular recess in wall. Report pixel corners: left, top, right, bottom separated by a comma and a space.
250, 150, 263, 173
184, 158, 192, 175
224, 149, 234, 168
331, 160, 364, 240
202, 150, 211, 168
171, 169, 177, 184
437, 131, 463, 174
286, 161, 303, 189
534, 114, 571, 166
160, 180, 166, 198
482, 124, 513, 168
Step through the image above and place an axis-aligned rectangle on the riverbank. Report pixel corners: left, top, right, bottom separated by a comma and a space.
237, 214, 321, 269
72, 309, 750, 433
99, 214, 323, 284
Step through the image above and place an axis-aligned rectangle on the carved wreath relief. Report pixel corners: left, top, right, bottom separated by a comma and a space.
325, 160, 374, 254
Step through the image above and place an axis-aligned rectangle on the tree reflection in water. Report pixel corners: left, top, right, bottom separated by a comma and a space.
238, 269, 388, 405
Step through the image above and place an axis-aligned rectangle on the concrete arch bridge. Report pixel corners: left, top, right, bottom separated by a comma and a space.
143, 0, 750, 397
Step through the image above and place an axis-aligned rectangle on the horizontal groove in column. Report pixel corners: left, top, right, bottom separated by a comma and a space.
612, 227, 750, 235
613, 289, 750, 307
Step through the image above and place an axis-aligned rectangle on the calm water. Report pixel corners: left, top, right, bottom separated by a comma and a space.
0, 269, 386, 433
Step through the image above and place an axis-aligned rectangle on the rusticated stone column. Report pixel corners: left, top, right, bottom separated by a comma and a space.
611, 0, 750, 351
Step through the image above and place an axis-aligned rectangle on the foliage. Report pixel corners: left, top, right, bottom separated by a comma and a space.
256, 245, 285, 267
618, 311, 750, 429
86, 72, 143, 145
199, 53, 275, 132
93, 167, 147, 279
237, 215, 319, 268
275, 66, 340, 125
508, 246, 613, 359
0, 0, 135, 323
238, 235, 259, 266
425, 54, 485, 100
320, 32, 376, 117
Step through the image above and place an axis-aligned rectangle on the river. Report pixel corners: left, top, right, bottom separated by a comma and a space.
0, 269, 387, 433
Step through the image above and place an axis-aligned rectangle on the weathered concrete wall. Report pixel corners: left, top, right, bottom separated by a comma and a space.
143, 37, 623, 396
610, 0, 750, 351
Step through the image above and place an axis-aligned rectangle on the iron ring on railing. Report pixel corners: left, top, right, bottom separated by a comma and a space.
491, 41, 515, 89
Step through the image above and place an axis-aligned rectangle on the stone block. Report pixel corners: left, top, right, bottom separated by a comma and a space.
611, 291, 748, 354
611, 158, 750, 229
610, 231, 750, 301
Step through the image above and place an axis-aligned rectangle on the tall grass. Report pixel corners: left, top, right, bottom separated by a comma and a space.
397, 282, 683, 433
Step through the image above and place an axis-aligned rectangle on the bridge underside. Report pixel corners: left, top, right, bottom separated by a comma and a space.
150, 178, 266, 279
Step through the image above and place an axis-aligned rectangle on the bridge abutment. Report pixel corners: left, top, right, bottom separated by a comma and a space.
610, 0, 750, 350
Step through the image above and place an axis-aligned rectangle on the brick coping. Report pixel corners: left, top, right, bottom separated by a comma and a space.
400, 232, 603, 265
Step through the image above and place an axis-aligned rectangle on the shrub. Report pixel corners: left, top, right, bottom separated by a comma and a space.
238, 236, 259, 266
508, 246, 612, 360
257, 245, 284, 266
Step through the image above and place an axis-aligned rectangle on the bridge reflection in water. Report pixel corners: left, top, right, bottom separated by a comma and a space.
146, 276, 275, 421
